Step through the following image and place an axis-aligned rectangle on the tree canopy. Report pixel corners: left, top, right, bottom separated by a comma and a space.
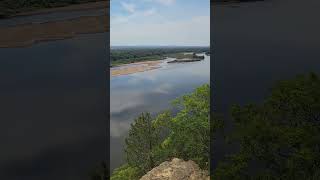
0, 0, 104, 18
214, 73, 320, 179
125, 112, 162, 174
111, 84, 213, 179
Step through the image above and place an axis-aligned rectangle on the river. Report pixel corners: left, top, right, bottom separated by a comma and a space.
0, 7, 108, 179
110, 54, 210, 170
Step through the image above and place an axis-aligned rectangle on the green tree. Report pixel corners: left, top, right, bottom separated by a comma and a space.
112, 84, 214, 178
125, 112, 161, 174
110, 164, 140, 180
214, 73, 320, 179
160, 84, 220, 169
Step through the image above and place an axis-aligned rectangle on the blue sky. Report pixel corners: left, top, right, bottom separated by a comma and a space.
110, 0, 210, 46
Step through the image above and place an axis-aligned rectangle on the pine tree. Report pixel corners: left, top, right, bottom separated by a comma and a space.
124, 112, 161, 174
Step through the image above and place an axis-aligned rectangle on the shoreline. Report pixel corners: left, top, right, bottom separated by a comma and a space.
111, 60, 164, 77
110, 53, 208, 77
0, 15, 108, 48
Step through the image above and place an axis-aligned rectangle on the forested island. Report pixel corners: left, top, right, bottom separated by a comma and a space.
110, 46, 210, 66
0, 0, 105, 18
167, 53, 205, 63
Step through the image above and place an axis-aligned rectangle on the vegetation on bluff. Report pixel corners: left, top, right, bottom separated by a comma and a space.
110, 84, 217, 180
108, 72, 320, 179
214, 73, 320, 179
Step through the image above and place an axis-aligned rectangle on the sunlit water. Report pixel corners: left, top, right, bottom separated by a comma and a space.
110, 54, 210, 170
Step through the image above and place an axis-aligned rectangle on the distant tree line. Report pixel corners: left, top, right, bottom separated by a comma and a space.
110, 47, 210, 66
0, 0, 104, 18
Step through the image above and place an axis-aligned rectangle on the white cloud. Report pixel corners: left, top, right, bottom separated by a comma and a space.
111, 15, 210, 46
155, 0, 176, 6
111, 7, 157, 24
143, 8, 157, 16
120, 2, 136, 13
142, 0, 175, 6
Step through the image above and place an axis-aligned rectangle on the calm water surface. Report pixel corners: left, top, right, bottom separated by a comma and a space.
0, 31, 107, 179
0, 8, 105, 27
212, 0, 320, 169
110, 54, 210, 170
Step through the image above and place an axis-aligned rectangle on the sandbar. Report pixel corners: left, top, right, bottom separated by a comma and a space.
111, 60, 163, 77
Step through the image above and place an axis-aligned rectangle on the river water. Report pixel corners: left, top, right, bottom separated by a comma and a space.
212, 0, 320, 169
110, 54, 210, 170
0, 6, 108, 178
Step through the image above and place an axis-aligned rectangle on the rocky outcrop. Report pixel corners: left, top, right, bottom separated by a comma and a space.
140, 158, 209, 180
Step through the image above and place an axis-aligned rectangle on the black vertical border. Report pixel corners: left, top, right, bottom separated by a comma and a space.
106, 0, 110, 179
210, 0, 215, 177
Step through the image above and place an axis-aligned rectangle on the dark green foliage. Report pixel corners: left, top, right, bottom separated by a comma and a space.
110, 164, 140, 180
89, 161, 109, 180
125, 112, 162, 174
160, 84, 217, 169
110, 47, 210, 66
214, 73, 320, 179
111, 84, 213, 178
0, 0, 104, 18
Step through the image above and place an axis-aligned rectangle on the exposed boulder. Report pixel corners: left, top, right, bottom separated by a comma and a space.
140, 158, 209, 180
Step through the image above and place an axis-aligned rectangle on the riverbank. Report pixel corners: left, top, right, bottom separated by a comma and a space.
110, 52, 208, 77
14, 1, 108, 17
0, 15, 108, 48
111, 60, 163, 77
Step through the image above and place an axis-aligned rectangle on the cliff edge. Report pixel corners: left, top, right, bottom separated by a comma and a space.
140, 158, 209, 180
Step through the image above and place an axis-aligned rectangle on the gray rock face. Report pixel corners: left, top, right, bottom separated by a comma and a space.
140, 158, 210, 180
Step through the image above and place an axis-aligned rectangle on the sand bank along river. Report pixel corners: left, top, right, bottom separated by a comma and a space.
110, 60, 171, 77
0, 1, 108, 48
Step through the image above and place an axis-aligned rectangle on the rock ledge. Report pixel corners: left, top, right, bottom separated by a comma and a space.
140, 158, 209, 180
